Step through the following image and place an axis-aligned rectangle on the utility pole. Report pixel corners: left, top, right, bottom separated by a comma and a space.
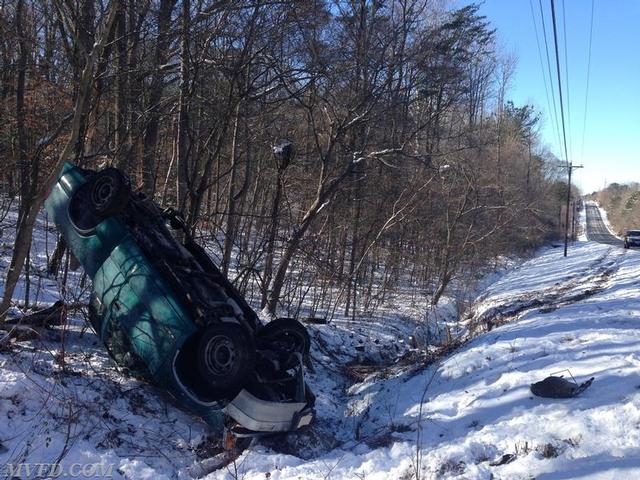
549, 0, 582, 257
563, 164, 584, 257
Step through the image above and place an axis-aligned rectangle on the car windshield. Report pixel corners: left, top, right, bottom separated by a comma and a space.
627, 230, 640, 236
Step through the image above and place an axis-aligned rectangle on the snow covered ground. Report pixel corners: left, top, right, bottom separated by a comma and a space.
3, 206, 640, 479
210, 237, 640, 480
201, 210, 640, 479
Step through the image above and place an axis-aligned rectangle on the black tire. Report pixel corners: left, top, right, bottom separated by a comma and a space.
256, 318, 310, 357
88, 168, 130, 217
196, 323, 255, 395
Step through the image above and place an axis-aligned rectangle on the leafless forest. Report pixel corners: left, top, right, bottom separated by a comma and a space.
1, 0, 570, 319
589, 183, 640, 235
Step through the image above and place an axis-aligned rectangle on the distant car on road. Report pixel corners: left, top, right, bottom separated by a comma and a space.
624, 230, 640, 249
45, 163, 314, 435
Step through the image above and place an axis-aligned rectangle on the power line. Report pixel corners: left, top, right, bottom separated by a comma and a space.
550, 0, 573, 257
580, 0, 595, 163
538, 0, 563, 160
550, 0, 570, 166
562, 0, 573, 162
529, 0, 563, 154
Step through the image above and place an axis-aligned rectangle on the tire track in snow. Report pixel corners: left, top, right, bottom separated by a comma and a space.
466, 247, 622, 336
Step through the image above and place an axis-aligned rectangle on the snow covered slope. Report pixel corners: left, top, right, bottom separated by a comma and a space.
208, 240, 640, 479
3, 208, 640, 479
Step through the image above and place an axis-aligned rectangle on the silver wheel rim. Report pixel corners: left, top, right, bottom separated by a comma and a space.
203, 335, 237, 376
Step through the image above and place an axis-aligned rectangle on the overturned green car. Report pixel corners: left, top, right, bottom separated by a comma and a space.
45, 162, 314, 434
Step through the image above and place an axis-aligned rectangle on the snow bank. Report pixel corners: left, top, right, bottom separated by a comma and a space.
3, 202, 640, 479
206, 240, 640, 479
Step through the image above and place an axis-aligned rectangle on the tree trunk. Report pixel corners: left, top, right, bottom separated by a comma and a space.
260, 168, 284, 309
114, 2, 129, 169
1, 2, 118, 319
141, 0, 176, 196
176, 0, 191, 214
266, 157, 359, 315
221, 103, 242, 275
15, 0, 29, 222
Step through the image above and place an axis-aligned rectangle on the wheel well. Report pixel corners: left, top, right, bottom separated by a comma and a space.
173, 333, 223, 404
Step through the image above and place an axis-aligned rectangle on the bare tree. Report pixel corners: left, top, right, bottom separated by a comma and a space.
1, 1, 118, 318
0, 0, 568, 323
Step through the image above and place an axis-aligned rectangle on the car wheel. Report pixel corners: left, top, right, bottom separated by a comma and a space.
256, 318, 310, 358
88, 168, 130, 217
197, 323, 255, 396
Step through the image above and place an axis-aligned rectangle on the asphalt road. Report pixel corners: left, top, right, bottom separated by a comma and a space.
585, 204, 623, 247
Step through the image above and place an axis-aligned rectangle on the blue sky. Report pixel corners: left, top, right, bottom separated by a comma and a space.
474, 0, 640, 193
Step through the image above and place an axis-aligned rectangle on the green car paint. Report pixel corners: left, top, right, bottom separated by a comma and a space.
45, 163, 225, 430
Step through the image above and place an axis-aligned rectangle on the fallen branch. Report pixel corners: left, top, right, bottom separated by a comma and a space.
4, 300, 67, 327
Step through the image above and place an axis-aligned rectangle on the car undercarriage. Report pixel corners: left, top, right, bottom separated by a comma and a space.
46, 161, 314, 436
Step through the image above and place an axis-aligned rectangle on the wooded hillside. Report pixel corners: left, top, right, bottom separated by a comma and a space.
1, 0, 569, 318
589, 183, 640, 235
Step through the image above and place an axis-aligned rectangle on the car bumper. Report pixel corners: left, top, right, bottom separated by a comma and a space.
225, 389, 314, 433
